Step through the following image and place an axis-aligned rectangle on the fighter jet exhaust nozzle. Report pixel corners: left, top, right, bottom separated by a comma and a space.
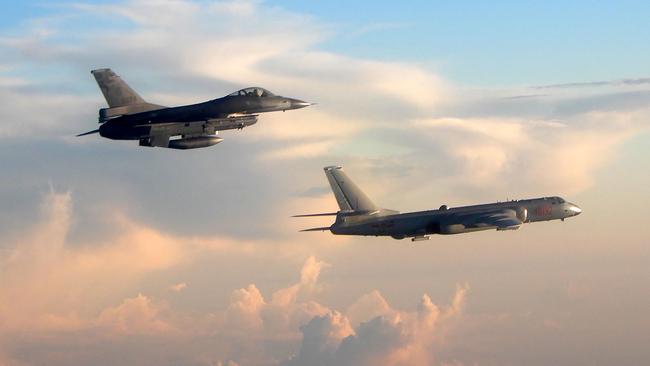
167, 136, 223, 150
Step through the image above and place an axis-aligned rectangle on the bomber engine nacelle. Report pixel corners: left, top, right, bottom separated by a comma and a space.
168, 136, 224, 150
516, 206, 528, 222
439, 223, 465, 235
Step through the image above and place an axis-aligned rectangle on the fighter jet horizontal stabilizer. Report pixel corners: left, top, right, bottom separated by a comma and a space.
76, 129, 100, 137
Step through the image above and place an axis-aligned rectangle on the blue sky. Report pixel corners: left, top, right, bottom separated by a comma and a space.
3, 0, 650, 84
272, 0, 650, 84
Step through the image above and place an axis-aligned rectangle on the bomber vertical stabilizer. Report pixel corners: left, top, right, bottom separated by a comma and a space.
323, 166, 377, 212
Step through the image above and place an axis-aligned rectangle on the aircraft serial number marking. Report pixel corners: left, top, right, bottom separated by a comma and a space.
535, 205, 552, 216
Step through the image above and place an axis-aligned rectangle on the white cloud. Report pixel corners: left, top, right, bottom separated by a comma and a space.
405, 108, 650, 195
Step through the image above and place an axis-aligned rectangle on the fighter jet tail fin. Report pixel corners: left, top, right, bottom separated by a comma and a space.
91, 69, 167, 122
91, 68, 146, 108
324, 166, 377, 212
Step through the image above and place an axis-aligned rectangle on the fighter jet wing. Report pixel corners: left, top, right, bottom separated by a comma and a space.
461, 209, 523, 231
206, 115, 258, 131
132, 115, 258, 131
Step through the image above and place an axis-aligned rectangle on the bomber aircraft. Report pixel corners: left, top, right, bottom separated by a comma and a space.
295, 166, 582, 241
78, 69, 313, 149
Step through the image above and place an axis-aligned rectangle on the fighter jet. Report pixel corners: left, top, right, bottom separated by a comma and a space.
77, 68, 313, 149
295, 166, 582, 241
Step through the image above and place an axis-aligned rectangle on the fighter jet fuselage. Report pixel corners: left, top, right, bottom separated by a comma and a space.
99, 93, 309, 140
79, 69, 312, 149
296, 166, 582, 241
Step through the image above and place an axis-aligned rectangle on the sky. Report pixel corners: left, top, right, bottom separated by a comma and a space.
0, 1, 649, 365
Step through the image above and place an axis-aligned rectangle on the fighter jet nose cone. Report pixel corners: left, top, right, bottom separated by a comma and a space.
289, 99, 314, 109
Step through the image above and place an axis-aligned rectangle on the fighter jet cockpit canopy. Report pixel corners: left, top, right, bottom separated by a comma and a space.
228, 87, 275, 97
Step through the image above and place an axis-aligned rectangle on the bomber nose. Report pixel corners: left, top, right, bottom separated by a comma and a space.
567, 203, 582, 216
289, 98, 314, 110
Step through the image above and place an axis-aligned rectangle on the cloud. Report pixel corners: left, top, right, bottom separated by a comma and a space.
0, 190, 469, 365
1, 0, 647, 199
0, 75, 92, 137
0, 189, 295, 334
1, 1, 650, 365
285, 285, 469, 366
0, 0, 447, 154
169, 282, 187, 292
534, 77, 650, 89
96, 294, 173, 335
398, 107, 650, 196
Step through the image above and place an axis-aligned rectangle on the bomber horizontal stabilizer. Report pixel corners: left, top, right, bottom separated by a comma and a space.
292, 212, 338, 217
300, 227, 331, 232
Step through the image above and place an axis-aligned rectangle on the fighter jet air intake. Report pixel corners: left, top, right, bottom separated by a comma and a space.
295, 166, 582, 241
77, 68, 313, 149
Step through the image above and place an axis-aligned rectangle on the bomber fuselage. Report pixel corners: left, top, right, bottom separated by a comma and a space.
331, 196, 582, 239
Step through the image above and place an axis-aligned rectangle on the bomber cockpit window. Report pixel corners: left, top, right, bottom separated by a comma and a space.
228, 87, 275, 97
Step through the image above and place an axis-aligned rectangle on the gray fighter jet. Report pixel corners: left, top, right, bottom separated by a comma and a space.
77, 69, 312, 149
295, 166, 582, 241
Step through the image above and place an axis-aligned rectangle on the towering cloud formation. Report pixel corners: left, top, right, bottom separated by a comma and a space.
285, 285, 468, 366
0, 191, 468, 365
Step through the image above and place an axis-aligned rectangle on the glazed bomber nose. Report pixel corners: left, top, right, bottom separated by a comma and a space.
567, 204, 582, 216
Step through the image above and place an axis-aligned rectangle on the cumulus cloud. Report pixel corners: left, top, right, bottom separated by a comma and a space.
0, 190, 290, 334
285, 284, 469, 366
96, 293, 173, 335
0, 191, 469, 365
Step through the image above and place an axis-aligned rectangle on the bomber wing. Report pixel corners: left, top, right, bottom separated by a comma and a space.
460, 209, 523, 231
